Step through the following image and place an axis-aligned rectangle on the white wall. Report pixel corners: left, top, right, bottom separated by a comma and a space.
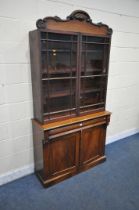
0, 0, 139, 184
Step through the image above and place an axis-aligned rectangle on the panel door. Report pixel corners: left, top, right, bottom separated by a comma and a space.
79, 124, 106, 169
43, 131, 80, 178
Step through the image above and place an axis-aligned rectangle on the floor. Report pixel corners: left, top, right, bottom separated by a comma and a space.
0, 134, 139, 210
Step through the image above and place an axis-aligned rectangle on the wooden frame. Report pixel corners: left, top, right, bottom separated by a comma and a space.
29, 10, 112, 187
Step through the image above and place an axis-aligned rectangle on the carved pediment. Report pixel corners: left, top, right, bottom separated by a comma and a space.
36, 10, 112, 36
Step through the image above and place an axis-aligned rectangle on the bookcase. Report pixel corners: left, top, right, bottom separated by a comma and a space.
29, 10, 112, 187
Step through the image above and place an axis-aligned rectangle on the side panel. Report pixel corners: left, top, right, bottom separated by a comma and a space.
32, 121, 44, 172
29, 30, 43, 122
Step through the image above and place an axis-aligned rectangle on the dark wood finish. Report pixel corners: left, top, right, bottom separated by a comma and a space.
79, 124, 106, 170
32, 112, 110, 187
36, 10, 112, 36
44, 132, 79, 176
29, 31, 43, 122
30, 10, 112, 187
33, 111, 110, 130
32, 121, 44, 172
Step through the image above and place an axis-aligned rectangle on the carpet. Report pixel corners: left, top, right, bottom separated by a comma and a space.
0, 134, 139, 210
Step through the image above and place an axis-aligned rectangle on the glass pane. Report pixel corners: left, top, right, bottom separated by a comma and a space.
41, 34, 77, 78
41, 40, 77, 51
80, 76, 107, 108
48, 33, 77, 41
43, 79, 76, 119
41, 32, 77, 41
81, 36, 109, 76
81, 44, 104, 76
48, 49, 77, 77
82, 36, 109, 43
41, 51, 74, 77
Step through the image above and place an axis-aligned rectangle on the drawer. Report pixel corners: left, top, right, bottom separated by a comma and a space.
47, 123, 81, 136
44, 116, 107, 140
82, 117, 106, 127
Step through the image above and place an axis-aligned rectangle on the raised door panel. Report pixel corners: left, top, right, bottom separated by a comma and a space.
44, 132, 80, 178
80, 124, 106, 169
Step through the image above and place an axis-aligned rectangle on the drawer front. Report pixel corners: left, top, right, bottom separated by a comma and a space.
48, 123, 81, 136
82, 117, 106, 127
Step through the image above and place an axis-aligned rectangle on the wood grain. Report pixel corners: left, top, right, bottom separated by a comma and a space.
33, 111, 111, 130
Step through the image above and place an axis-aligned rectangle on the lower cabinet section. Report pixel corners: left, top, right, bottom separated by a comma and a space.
32, 112, 110, 187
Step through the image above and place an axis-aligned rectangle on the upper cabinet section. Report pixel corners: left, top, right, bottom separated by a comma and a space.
36, 10, 112, 36
29, 10, 112, 123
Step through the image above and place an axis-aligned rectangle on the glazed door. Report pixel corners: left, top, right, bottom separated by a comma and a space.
40, 32, 78, 121
79, 124, 106, 170
43, 131, 80, 178
79, 35, 110, 114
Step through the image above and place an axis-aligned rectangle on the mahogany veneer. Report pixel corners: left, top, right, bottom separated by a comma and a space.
29, 10, 112, 187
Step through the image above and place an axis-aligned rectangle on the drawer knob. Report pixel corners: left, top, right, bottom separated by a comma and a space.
80, 123, 83, 126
